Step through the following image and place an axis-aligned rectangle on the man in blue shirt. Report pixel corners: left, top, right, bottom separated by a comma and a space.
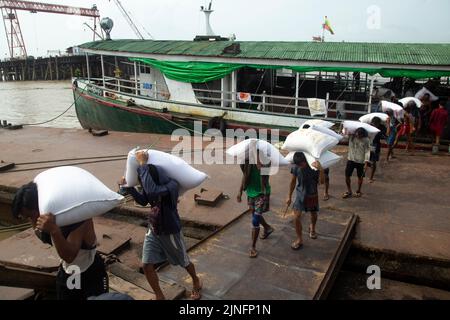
120, 151, 202, 300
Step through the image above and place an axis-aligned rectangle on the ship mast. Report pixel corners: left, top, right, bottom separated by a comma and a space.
200, 1, 214, 36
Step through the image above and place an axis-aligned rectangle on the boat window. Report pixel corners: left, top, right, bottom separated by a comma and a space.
192, 79, 222, 106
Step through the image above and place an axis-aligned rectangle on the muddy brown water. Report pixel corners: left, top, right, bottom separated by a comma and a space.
0, 81, 80, 129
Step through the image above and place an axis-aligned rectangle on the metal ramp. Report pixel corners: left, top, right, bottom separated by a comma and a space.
158, 210, 357, 300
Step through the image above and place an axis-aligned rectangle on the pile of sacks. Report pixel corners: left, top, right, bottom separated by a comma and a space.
283, 120, 343, 170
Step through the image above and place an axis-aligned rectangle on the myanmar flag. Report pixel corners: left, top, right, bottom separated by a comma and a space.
323, 16, 334, 35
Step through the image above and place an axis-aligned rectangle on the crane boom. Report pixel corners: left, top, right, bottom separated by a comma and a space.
0, 1, 101, 58
0, 0, 99, 17
110, 0, 144, 40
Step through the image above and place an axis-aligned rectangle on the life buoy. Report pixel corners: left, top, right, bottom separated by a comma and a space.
207, 116, 227, 136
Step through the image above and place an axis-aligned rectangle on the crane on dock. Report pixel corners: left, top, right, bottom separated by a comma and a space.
0, 0, 100, 59
109, 0, 153, 40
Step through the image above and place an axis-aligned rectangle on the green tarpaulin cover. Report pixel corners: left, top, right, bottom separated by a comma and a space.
130, 58, 450, 83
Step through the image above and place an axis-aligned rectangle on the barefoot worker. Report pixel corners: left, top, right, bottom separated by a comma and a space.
343, 127, 371, 198
120, 151, 202, 300
237, 142, 274, 258
11, 183, 108, 300
286, 152, 325, 250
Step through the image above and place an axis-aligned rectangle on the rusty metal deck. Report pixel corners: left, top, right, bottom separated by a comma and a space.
158, 209, 356, 300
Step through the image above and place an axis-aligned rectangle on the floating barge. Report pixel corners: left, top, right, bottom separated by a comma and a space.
0, 127, 450, 299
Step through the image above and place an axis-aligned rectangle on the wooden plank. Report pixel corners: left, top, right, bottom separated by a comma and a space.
194, 188, 223, 207
0, 263, 56, 291
95, 224, 131, 255
108, 273, 154, 300
0, 286, 35, 300
0, 224, 131, 272
109, 263, 186, 300
0, 228, 60, 272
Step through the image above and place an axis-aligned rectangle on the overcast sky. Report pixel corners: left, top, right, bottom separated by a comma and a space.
1, 0, 449, 58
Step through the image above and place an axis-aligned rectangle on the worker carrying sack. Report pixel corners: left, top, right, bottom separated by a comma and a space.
124, 148, 208, 191
282, 128, 339, 159
359, 113, 389, 125
342, 120, 380, 139
285, 151, 342, 170
381, 101, 405, 121
34, 166, 124, 227
226, 138, 289, 172
300, 119, 335, 129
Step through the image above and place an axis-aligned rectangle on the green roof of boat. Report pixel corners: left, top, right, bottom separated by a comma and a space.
79, 40, 450, 67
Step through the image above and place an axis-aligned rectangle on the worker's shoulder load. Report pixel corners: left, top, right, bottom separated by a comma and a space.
399, 97, 421, 109
342, 120, 380, 139
285, 151, 342, 171
226, 138, 289, 170
415, 87, 439, 101
381, 100, 405, 121
282, 128, 339, 159
34, 166, 124, 227
309, 124, 343, 141
124, 149, 208, 190
359, 113, 389, 125
300, 119, 335, 129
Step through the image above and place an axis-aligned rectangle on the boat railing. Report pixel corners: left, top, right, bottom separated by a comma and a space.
88, 76, 171, 98
192, 88, 370, 120
79, 78, 371, 121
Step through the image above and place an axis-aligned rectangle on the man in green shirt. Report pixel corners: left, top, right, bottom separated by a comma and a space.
237, 158, 274, 258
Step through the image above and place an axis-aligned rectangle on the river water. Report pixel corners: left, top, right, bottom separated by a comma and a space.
0, 81, 80, 239
0, 80, 81, 129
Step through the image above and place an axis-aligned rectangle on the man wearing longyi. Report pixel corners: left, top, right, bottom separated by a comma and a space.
11, 182, 109, 300
120, 150, 202, 300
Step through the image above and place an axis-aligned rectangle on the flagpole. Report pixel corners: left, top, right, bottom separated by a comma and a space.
322, 16, 325, 42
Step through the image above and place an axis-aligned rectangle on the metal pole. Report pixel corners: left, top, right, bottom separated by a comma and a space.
101, 54, 106, 88
262, 91, 266, 112
85, 53, 90, 82
295, 72, 300, 115
134, 61, 138, 95
231, 71, 237, 109
325, 92, 330, 116
368, 76, 375, 113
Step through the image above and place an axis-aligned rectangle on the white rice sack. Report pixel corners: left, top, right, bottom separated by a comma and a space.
359, 113, 389, 124
415, 87, 439, 101
310, 124, 343, 141
124, 149, 208, 190
285, 151, 342, 171
300, 119, 335, 129
342, 121, 380, 139
226, 138, 289, 169
282, 128, 339, 158
399, 97, 421, 109
381, 101, 405, 121
34, 166, 124, 227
